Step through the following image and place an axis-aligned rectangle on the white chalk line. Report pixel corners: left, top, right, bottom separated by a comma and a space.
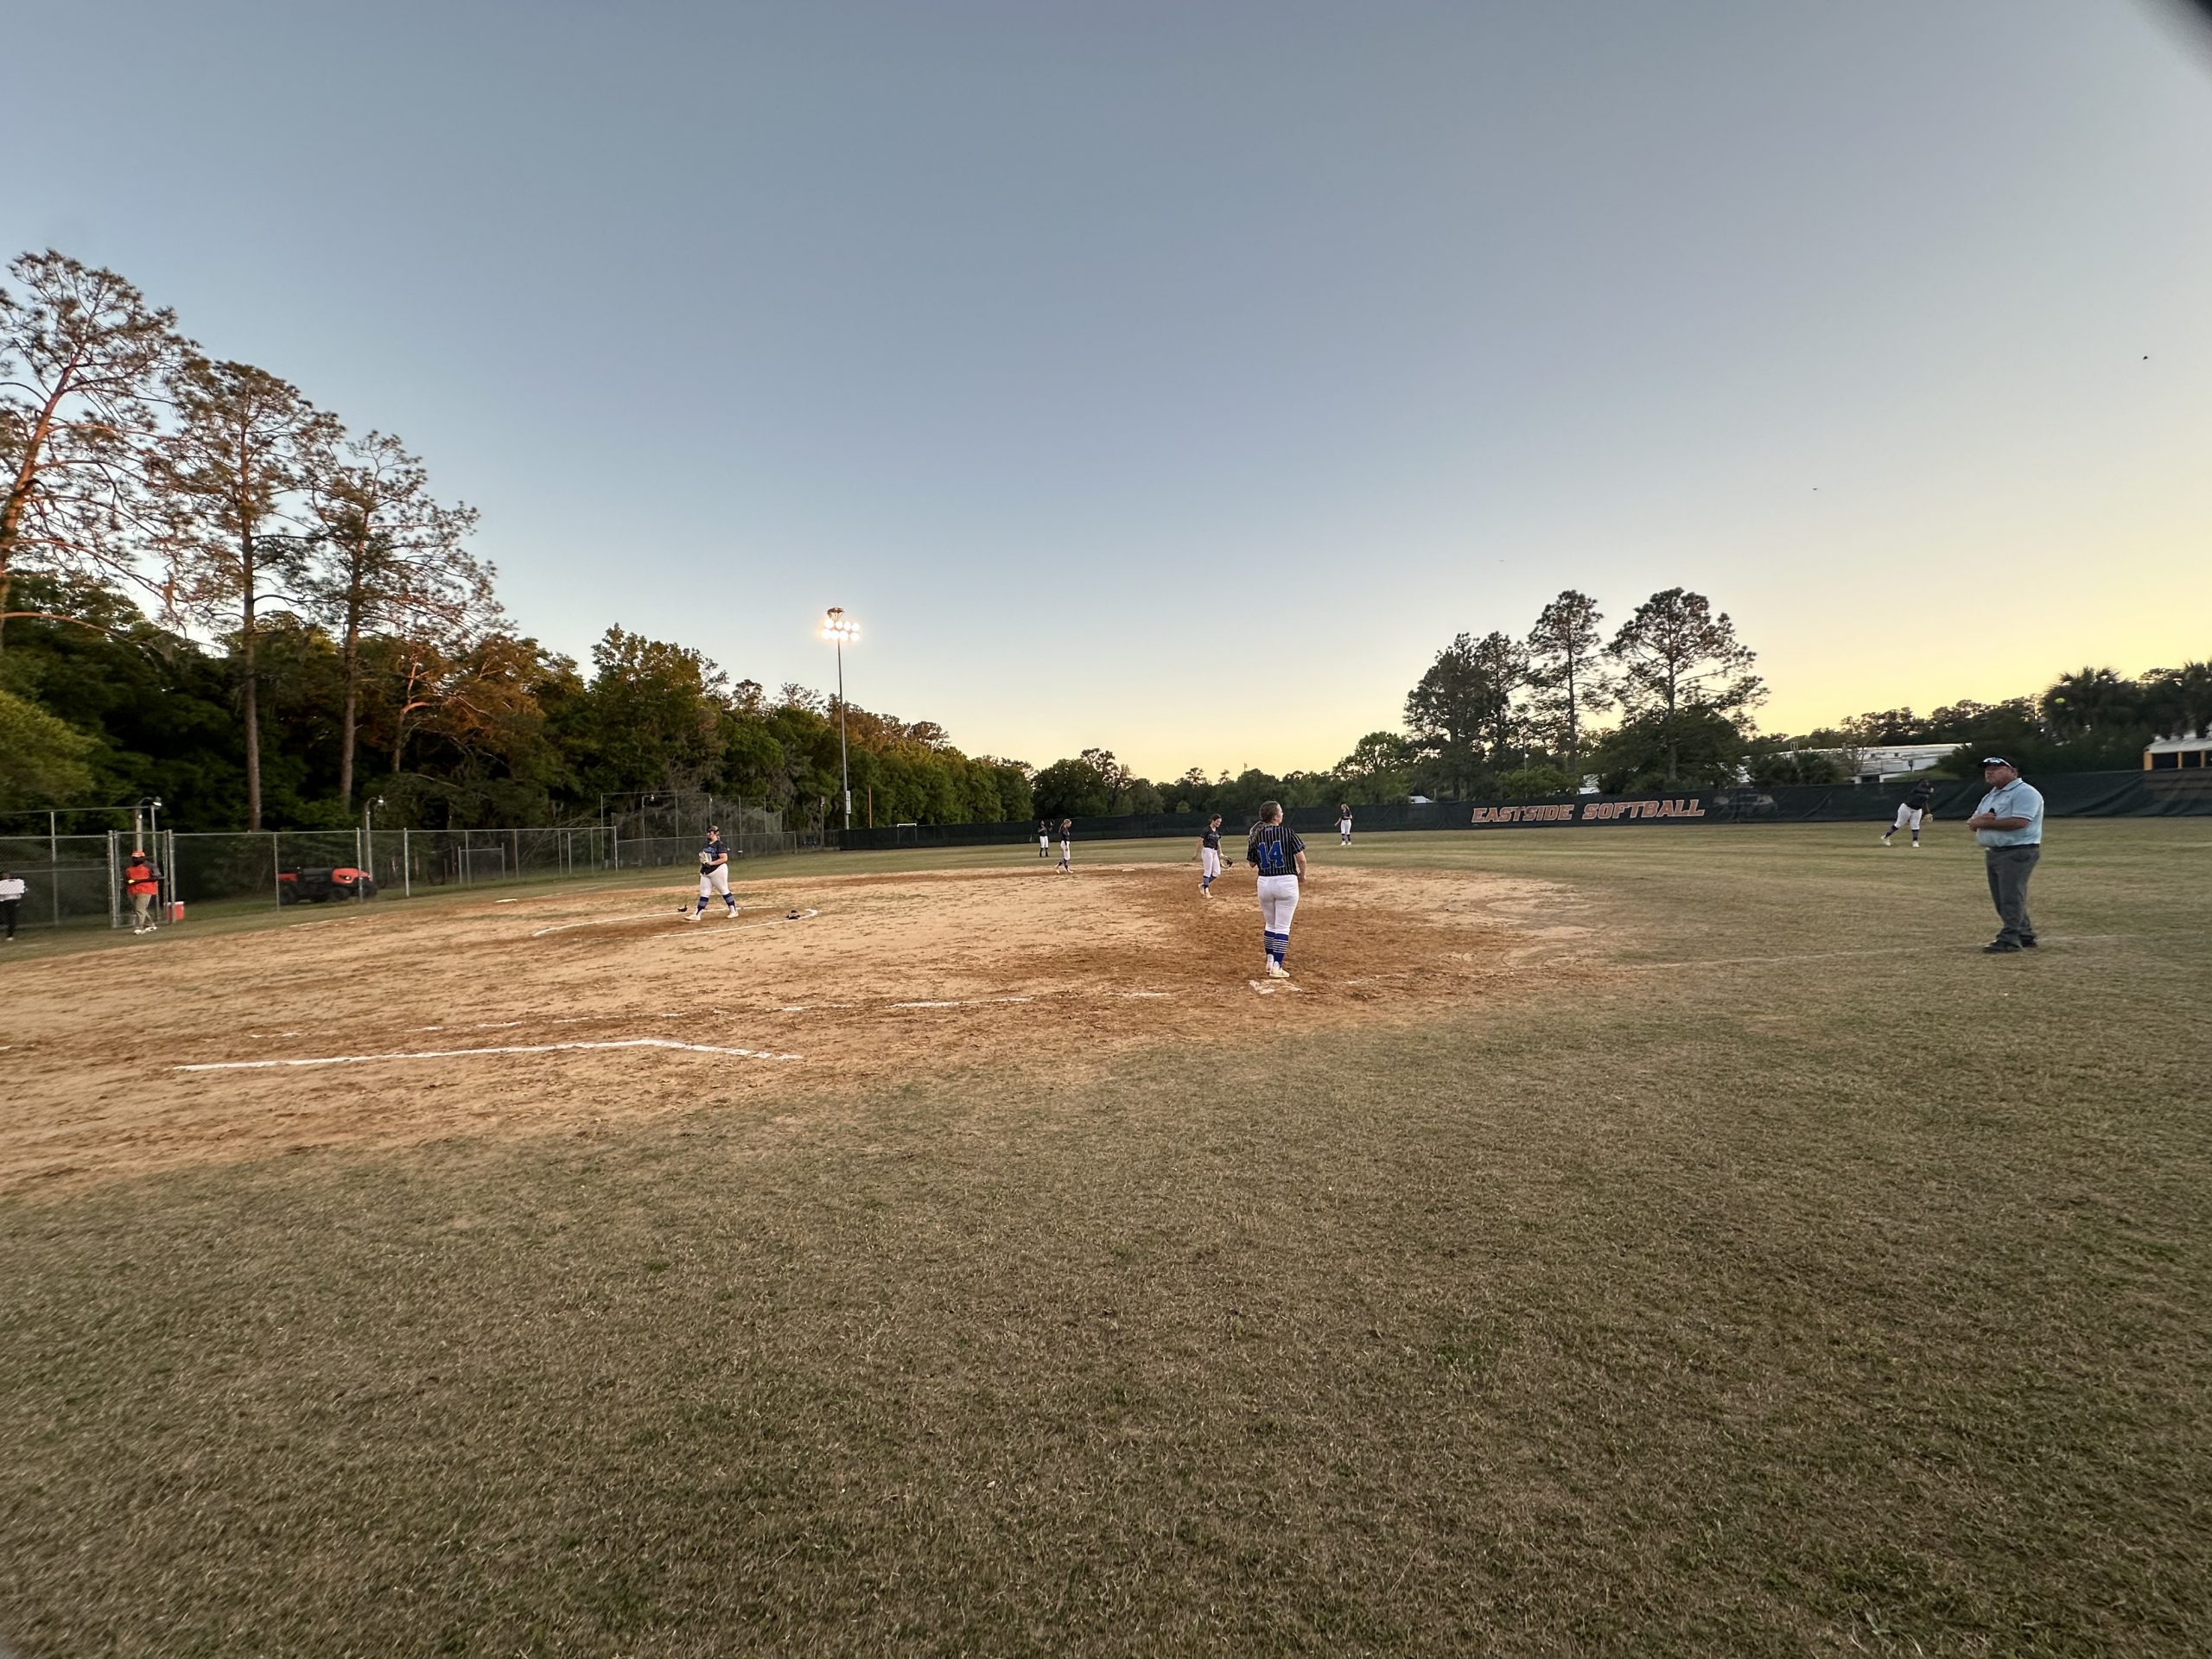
769, 988, 1173, 1018
532, 906, 819, 938
680, 907, 820, 944
531, 907, 696, 938
888, 995, 1034, 1009
175, 1037, 803, 1073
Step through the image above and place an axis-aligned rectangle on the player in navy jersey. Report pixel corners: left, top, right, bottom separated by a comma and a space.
1245, 801, 1306, 978
687, 827, 740, 920
1196, 815, 1226, 897
1057, 818, 1073, 874
1038, 819, 1051, 858
1337, 803, 1353, 845
1881, 778, 1937, 847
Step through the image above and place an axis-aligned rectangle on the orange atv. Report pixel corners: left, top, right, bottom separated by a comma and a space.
277, 866, 379, 904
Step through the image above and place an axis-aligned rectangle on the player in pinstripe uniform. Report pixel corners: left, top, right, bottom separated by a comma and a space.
1245, 801, 1306, 979
686, 827, 741, 920
1196, 814, 1226, 897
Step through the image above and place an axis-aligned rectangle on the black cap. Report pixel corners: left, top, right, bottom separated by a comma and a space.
1980, 755, 2015, 769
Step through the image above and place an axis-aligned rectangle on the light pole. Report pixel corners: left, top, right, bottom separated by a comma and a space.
819, 607, 860, 830
142, 797, 163, 927
365, 796, 385, 887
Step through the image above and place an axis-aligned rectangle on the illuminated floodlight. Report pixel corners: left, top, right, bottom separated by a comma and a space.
819, 607, 859, 829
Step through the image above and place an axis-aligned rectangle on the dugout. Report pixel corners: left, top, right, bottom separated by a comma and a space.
2144, 733, 2212, 771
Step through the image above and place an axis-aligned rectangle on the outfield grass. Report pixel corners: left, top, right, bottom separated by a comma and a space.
3, 823, 2208, 1655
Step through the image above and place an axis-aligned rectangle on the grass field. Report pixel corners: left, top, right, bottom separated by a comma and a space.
3, 823, 2208, 1656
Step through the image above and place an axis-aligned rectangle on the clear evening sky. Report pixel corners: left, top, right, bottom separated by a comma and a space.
6, 2, 2209, 779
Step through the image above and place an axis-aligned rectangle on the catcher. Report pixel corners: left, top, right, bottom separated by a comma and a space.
686, 826, 741, 921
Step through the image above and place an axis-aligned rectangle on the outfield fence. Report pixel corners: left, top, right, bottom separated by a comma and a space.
835, 768, 2212, 851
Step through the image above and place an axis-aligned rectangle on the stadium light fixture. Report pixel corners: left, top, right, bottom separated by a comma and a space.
365, 795, 386, 880
819, 608, 859, 830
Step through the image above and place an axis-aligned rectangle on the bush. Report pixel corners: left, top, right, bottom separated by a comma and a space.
1492, 763, 1577, 799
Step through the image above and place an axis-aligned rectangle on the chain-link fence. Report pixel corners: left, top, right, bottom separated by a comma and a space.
368, 827, 613, 895
601, 792, 829, 868
0, 832, 131, 931
3, 807, 832, 931
164, 826, 618, 908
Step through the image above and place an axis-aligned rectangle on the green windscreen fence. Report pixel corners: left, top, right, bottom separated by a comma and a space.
836, 770, 2211, 851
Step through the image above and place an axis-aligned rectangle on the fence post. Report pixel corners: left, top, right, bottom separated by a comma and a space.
612, 823, 620, 869
107, 831, 120, 929
402, 828, 411, 898
512, 827, 520, 881
49, 811, 60, 928
167, 828, 178, 921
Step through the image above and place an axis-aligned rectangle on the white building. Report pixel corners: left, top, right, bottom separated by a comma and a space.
1798, 743, 1956, 783
2144, 730, 2212, 772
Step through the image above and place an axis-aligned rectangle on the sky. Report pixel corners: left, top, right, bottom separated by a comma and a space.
5, 1, 2210, 780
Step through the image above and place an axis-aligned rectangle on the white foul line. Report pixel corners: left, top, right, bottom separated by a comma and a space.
175, 1038, 803, 1073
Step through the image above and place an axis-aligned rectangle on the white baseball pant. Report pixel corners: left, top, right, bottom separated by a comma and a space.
1256, 873, 1299, 960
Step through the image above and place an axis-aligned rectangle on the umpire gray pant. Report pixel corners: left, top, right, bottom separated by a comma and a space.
1984, 845, 2040, 945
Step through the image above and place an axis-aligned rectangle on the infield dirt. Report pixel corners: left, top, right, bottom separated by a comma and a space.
0, 861, 1592, 1195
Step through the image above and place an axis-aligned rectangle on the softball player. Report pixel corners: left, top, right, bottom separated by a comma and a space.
1337, 803, 1353, 845
688, 827, 740, 919
1038, 819, 1051, 858
1881, 778, 1936, 848
1245, 801, 1306, 978
1057, 818, 1073, 874
1197, 814, 1226, 896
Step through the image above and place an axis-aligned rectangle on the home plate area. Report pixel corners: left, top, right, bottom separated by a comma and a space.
0, 863, 1588, 1193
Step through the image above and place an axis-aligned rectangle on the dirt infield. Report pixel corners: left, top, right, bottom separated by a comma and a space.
0, 861, 1592, 1194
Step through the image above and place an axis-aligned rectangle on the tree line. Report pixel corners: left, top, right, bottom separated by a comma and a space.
1026, 594, 2207, 821
7, 250, 2203, 832
1, 251, 1029, 832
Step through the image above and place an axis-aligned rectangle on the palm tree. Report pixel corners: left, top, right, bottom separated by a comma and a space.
2143, 661, 2212, 738
2038, 666, 2145, 739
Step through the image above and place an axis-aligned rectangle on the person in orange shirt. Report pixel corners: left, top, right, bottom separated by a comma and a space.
124, 849, 161, 936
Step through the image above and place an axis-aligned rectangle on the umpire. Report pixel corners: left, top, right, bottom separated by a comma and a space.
1967, 756, 2044, 953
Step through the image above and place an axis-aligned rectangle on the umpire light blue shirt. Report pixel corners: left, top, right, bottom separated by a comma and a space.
1973, 779, 2044, 848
